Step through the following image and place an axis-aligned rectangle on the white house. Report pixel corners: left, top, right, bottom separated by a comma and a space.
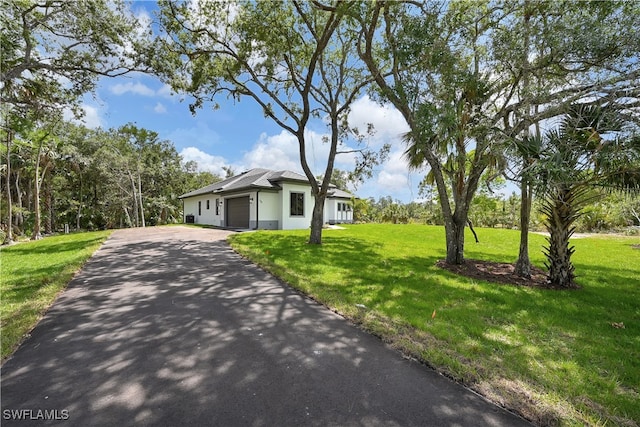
179, 168, 354, 230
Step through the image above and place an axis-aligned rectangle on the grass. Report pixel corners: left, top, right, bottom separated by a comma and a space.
229, 224, 640, 426
1, 230, 112, 361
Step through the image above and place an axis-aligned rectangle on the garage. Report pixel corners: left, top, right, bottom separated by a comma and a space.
226, 196, 250, 228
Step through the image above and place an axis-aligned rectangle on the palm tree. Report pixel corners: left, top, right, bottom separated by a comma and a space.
533, 103, 640, 288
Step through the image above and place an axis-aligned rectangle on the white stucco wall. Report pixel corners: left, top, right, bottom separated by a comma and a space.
280, 182, 313, 230
325, 198, 353, 224
183, 194, 223, 226
255, 191, 281, 229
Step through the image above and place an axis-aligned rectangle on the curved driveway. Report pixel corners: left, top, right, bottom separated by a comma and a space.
1, 226, 530, 426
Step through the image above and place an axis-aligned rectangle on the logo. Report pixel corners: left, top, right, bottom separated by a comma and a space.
3, 409, 70, 421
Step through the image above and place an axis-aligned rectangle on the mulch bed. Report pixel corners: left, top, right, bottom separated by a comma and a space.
436, 259, 580, 290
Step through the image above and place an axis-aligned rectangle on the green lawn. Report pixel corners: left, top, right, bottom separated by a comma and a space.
229, 224, 640, 427
1, 231, 111, 361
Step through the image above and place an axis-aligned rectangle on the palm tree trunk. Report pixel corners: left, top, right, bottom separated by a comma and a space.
541, 186, 584, 288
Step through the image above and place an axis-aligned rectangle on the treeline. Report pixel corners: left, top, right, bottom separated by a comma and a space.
353, 191, 640, 234
1, 121, 219, 240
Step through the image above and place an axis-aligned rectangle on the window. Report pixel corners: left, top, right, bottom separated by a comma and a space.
290, 192, 304, 216
215, 198, 220, 215
198, 201, 202, 216
206, 200, 210, 210
338, 203, 342, 212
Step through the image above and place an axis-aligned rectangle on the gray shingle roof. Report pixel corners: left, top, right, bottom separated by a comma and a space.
179, 168, 310, 199
327, 188, 354, 199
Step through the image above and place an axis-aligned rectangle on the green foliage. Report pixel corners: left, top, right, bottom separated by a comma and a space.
361, 0, 640, 265
0, 230, 111, 360
1, 120, 218, 236
1, 0, 142, 113
229, 224, 640, 426
573, 192, 640, 232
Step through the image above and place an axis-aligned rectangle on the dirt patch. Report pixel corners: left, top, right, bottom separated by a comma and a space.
632, 244, 640, 250
436, 259, 581, 290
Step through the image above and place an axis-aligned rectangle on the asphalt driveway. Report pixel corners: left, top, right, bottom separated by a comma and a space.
1, 226, 531, 426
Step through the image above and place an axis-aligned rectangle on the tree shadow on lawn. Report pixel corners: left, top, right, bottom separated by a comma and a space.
393, 256, 639, 426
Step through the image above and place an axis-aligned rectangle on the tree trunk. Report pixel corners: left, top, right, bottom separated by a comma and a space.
515, 0, 533, 277
137, 172, 145, 228
541, 187, 581, 288
515, 178, 532, 277
31, 155, 42, 240
76, 173, 82, 230
444, 215, 466, 265
31, 174, 42, 240
129, 171, 138, 227
4, 130, 13, 244
30, 134, 51, 240
123, 206, 132, 228
14, 170, 23, 228
308, 194, 325, 245
43, 170, 53, 234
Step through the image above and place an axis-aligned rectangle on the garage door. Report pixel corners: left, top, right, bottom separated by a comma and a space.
226, 197, 250, 228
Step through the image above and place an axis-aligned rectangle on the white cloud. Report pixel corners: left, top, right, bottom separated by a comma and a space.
110, 81, 155, 96
157, 84, 175, 99
238, 129, 357, 176
81, 105, 104, 129
179, 147, 227, 175
241, 131, 302, 172
154, 102, 167, 114
347, 95, 410, 146
385, 150, 411, 174
377, 170, 409, 192
63, 104, 104, 129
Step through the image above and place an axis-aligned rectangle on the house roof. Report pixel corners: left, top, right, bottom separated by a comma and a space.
179, 168, 355, 200
327, 188, 354, 199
